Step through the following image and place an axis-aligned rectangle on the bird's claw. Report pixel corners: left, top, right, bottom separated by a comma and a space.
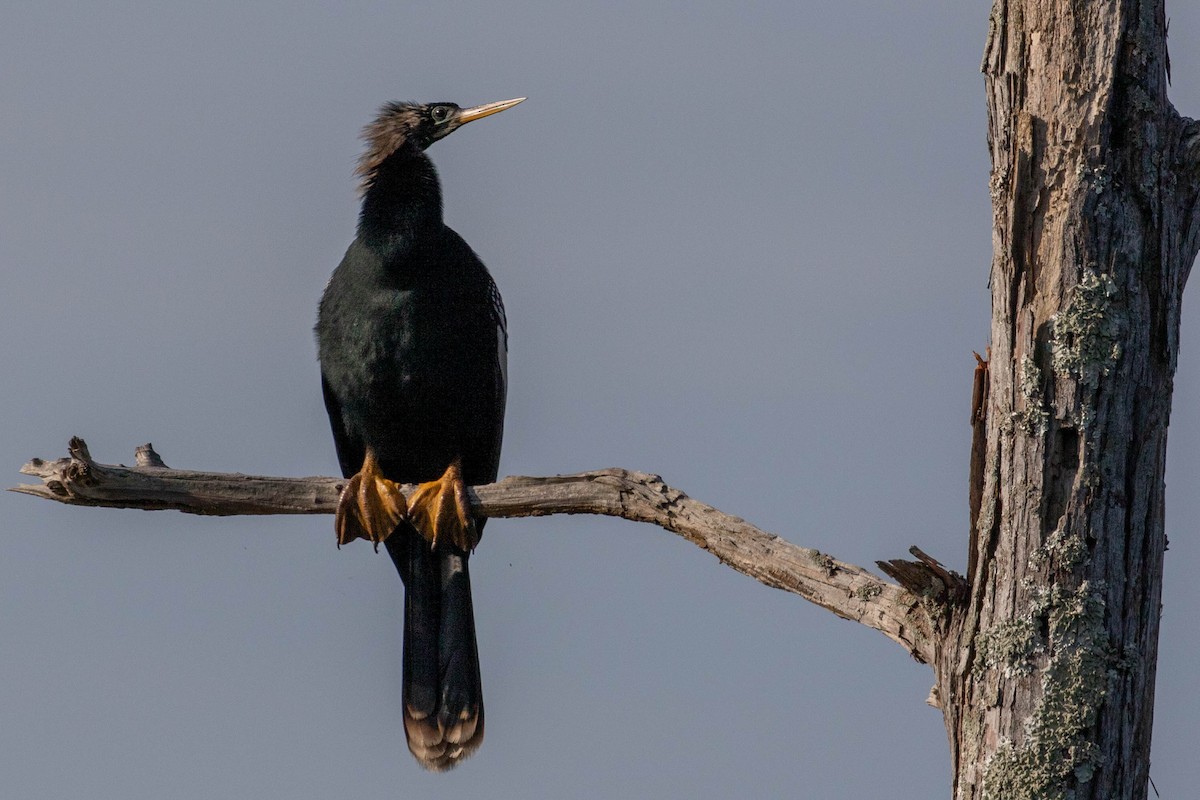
335, 450, 407, 550
406, 459, 478, 551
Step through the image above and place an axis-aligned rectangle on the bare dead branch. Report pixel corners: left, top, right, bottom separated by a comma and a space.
13, 437, 938, 664
877, 546, 967, 604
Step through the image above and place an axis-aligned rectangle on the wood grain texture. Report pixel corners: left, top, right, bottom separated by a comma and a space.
13, 437, 938, 665
945, 2, 1199, 798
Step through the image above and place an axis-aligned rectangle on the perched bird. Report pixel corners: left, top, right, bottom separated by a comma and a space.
316, 97, 522, 769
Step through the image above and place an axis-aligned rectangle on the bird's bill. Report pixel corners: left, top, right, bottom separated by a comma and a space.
457, 97, 526, 124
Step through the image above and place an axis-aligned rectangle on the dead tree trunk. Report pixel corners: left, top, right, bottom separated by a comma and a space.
11, 3, 1200, 797
936, 1, 1199, 797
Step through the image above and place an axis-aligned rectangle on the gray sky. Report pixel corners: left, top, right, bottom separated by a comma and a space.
2, 2, 1198, 797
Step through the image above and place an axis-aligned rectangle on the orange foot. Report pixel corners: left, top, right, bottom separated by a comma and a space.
406, 459, 478, 551
335, 448, 407, 550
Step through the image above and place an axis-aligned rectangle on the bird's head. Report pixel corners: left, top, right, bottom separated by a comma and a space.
356, 97, 525, 193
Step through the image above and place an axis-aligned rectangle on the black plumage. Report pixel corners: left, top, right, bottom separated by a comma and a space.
315, 98, 521, 770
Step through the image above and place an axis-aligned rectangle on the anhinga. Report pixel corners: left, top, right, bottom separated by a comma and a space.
316, 97, 522, 770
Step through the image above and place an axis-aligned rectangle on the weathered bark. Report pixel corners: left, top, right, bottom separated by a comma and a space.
13, 438, 938, 664
936, 2, 1199, 798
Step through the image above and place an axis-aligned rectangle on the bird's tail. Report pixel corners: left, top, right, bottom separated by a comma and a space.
388, 529, 484, 770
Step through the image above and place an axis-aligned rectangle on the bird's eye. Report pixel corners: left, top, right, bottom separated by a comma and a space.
430, 106, 452, 124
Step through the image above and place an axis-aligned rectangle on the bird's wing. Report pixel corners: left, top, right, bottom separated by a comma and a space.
489, 277, 508, 476
321, 373, 363, 479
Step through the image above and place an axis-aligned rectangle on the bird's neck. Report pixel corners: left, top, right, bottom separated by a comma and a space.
357, 143, 444, 262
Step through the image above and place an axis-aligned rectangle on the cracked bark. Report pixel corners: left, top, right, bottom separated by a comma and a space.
943, 1, 1198, 798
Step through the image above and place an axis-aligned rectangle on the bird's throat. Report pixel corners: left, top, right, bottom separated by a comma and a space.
357, 148, 444, 259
